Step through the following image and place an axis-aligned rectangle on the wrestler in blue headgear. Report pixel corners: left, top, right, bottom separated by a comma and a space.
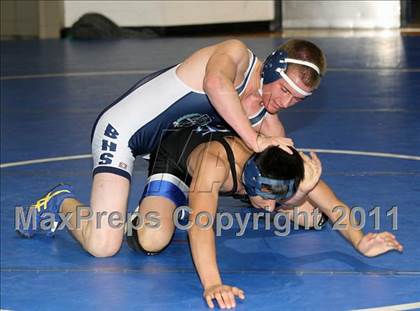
242, 146, 304, 201
261, 49, 321, 97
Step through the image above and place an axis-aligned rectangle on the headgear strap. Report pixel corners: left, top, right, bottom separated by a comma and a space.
277, 69, 313, 96
282, 58, 320, 74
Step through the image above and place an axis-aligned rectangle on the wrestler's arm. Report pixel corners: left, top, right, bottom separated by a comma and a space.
307, 180, 403, 257
188, 150, 245, 308
256, 115, 323, 209
204, 40, 258, 149
204, 40, 292, 153
257, 112, 286, 138
281, 152, 322, 207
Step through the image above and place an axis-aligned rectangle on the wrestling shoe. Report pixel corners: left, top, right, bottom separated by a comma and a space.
16, 183, 75, 238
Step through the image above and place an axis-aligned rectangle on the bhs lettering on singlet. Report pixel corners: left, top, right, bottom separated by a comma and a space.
99, 123, 119, 165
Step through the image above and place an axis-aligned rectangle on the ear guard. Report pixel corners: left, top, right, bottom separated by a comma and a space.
262, 50, 321, 97
242, 155, 296, 201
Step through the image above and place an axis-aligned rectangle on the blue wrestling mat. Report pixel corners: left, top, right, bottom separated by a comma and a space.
1, 35, 420, 310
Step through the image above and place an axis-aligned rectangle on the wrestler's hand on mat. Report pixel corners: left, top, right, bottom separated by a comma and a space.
204, 284, 245, 309
254, 134, 294, 154
298, 151, 322, 194
357, 232, 403, 257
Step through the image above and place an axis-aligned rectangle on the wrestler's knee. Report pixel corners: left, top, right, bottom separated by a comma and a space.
126, 226, 173, 255
86, 233, 123, 258
138, 229, 172, 254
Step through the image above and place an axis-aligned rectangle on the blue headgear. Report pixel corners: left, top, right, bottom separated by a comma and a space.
261, 50, 321, 97
242, 155, 297, 200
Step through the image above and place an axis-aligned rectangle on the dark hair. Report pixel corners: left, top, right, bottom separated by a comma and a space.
279, 39, 327, 89
254, 146, 304, 190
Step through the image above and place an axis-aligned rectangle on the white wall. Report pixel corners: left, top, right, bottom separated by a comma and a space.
282, 1, 400, 29
63, 0, 275, 28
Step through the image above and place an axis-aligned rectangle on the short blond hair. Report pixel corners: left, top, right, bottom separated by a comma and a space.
280, 39, 327, 89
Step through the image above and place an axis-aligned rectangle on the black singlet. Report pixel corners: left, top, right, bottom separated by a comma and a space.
148, 127, 239, 195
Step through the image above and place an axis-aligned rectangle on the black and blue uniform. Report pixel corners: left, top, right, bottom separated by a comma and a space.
126, 126, 240, 255
142, 126, 240, 208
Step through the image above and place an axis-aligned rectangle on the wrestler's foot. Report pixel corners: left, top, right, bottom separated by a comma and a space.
16, 183, 75, 238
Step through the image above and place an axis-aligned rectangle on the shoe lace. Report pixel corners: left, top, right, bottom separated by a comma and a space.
31, 189, 71, 211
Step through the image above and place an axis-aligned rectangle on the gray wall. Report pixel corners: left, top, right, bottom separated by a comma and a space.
282, 1, 400, 29
63, 1, 274, 27
1, 0, 403, 40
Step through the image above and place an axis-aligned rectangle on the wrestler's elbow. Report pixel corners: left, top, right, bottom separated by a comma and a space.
203, 72, 228, 94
